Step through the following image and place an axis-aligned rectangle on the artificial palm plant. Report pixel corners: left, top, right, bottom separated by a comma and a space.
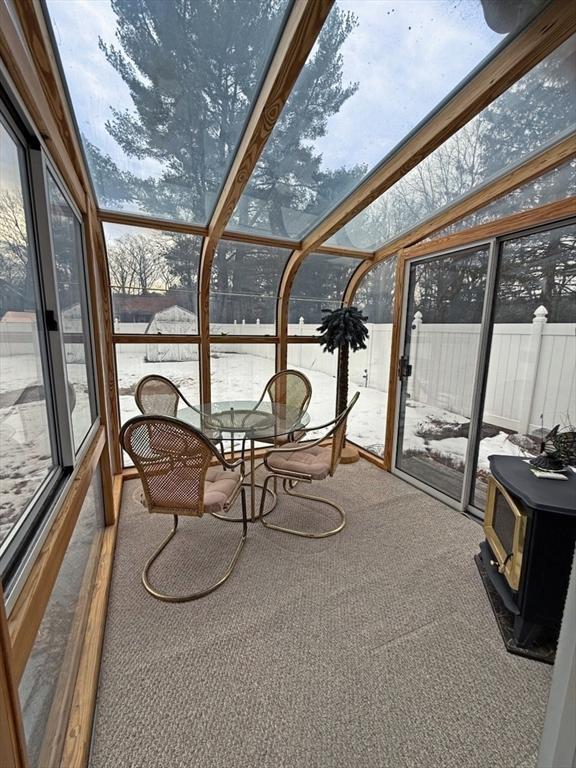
317, 306, 369, 416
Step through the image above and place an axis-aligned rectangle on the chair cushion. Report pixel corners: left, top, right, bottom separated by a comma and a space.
267, 444, 332, 480
203, 467, 242, 514
257, 429, 306, 446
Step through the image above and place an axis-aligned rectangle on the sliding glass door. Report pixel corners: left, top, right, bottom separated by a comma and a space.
395, 246, 490, 502
471, 222, 576, 510
394, 219, 575, 515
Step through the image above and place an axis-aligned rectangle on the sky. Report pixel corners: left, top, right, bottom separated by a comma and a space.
46, 0, 510, 215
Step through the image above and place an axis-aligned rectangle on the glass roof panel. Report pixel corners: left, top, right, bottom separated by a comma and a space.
328, 36, 576, 251
210, 239, 291, 332
102, 222, 202, 333
46, 0, 290, 225
229, 0, 549, 241
428, 159, 576, 241
288, 252, 358, 325
354, 257, 397, 325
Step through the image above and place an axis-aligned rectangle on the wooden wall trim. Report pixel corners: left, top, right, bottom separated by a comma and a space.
98, 210, 208, 237
59, 477, 122, 768
221, 228, 300, 251
88, 206, 122, 474
297, 0, 575, 256
8, 427, 106, 682
0, 0, 85, 210
112, 334, 202, 346
382, 252, 407, 471
286, 335, 321, 343
97, 213, 374, 258
373, 134, 576, 261
315, 244, 373, 259
198, 236, 213, 406
345, 443, 387, 470
0, 586, 28, 768
403, 196, 576, 260
85, 202, 119, 510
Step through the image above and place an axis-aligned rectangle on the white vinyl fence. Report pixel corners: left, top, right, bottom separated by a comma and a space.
207, 308, 575, 434
409, 306, 575, 433
3, 308, 573, 435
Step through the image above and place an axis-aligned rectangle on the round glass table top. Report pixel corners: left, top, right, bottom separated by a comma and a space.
178, 400, 310, 439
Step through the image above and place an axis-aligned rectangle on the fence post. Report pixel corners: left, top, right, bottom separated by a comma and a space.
410, 311, 422, 400
518, 305, 547, 434
299, 316, 304, 335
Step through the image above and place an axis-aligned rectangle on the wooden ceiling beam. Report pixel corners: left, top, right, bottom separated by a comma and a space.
98, 210, 208, 237
205, 0, 334, 246
299, 0, 575, 258
277, 0, 575, 355
198, 0, 334, 399
372, 132, 576, 264
315, 244, 373, 259
403, 196, 576, 261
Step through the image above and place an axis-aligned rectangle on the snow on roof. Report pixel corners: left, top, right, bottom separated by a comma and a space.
0, 311, 37, 323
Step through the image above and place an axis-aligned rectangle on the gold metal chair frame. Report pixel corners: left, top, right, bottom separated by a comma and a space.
258, 393, 360, 538
121, 415, 247, 603
135, 374, 225, 453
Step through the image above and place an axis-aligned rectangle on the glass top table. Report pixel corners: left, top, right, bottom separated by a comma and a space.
179, 400, 310, 438
178, 400, 310, 521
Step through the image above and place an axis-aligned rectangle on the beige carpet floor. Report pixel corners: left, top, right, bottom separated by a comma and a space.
90, 462, 552, 768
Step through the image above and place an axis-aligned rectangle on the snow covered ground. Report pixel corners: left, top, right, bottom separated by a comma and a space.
2, 349, 534, 545
0, 353, 92, 547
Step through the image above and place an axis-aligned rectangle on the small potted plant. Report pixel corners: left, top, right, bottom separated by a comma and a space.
317, 306, 369, 462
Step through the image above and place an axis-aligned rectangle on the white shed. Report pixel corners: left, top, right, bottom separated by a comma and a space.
145, 305, 198, 362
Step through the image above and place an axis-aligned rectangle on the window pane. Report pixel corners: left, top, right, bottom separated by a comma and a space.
431, 160, 576, 240
210, 240, 291, 334
347, 257, 396, 454
115, 342, 200, 465
329, 36, 576, 250
396, 247, 490, 501
472, 224, 576, 510
48, 175, 95, 452
103, 223, 201, 334
287, 343, 337, 434
19, 466, 103, 767
288, 253, 357, 326
210, 344, 275, 402
230, 0, 546, 240
46, 0, 290, 225
0, 122, 54, 550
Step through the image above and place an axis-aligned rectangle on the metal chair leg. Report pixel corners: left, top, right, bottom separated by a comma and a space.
142, 509, 246, 602
259, 474, 346, 538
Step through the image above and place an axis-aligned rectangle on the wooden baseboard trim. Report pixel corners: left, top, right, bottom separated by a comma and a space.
348, 442, 388, 470
59, 474, 123, 768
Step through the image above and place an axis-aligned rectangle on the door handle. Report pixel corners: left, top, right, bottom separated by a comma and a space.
398, 356, 412, 379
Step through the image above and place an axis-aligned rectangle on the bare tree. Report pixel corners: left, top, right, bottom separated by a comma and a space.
0, 191, 34, 314
107, 232, 170, 294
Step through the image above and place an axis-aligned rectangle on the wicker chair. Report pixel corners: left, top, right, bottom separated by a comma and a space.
253, 370, 312, 444
120, 415, 247, 602
135, 374, 222, 448
258, 392, 360, 538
